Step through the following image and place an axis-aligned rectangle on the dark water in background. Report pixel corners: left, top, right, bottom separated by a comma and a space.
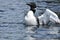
0, 0, 60, 40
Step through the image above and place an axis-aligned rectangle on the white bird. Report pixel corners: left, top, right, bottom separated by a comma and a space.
25, 2, 38, 25
38, 9, 60, 25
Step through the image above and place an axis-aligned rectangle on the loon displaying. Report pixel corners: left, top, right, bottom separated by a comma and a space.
38, 9, 60, 25
25, 2, 60, 25
25, 2, 38, 25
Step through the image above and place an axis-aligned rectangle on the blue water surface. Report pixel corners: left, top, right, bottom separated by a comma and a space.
0, 0, 60, 40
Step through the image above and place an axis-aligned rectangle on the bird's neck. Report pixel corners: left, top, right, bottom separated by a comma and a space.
30, 8, 35, 13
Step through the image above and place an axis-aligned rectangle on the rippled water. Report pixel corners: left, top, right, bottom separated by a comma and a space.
0, 24, 60, 40
0, 0, 60, 40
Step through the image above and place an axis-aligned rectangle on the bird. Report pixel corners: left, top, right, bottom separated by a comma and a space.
47, 9, 60, 24
38, 9, 60, 25
25, 2, 38, 25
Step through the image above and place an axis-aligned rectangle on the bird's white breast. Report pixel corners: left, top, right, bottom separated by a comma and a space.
25, 11, 37, 25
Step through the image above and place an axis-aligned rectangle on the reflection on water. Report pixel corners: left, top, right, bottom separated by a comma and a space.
24, 25, 60, 40
0, 24, 60, 40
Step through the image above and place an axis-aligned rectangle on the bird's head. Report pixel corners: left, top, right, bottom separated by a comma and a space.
26, 2, 36, 13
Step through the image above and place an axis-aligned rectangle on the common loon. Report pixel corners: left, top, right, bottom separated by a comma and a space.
25, 2, 38, 25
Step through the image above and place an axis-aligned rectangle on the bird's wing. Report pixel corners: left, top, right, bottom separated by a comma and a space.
50, 15, 60, 23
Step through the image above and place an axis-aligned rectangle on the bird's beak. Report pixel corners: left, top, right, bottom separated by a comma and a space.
26, 3, 30, 5
26, 4, 29, 5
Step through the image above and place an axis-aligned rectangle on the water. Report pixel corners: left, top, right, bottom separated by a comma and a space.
0, 0, 60, 40
0, 24, 60, 40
